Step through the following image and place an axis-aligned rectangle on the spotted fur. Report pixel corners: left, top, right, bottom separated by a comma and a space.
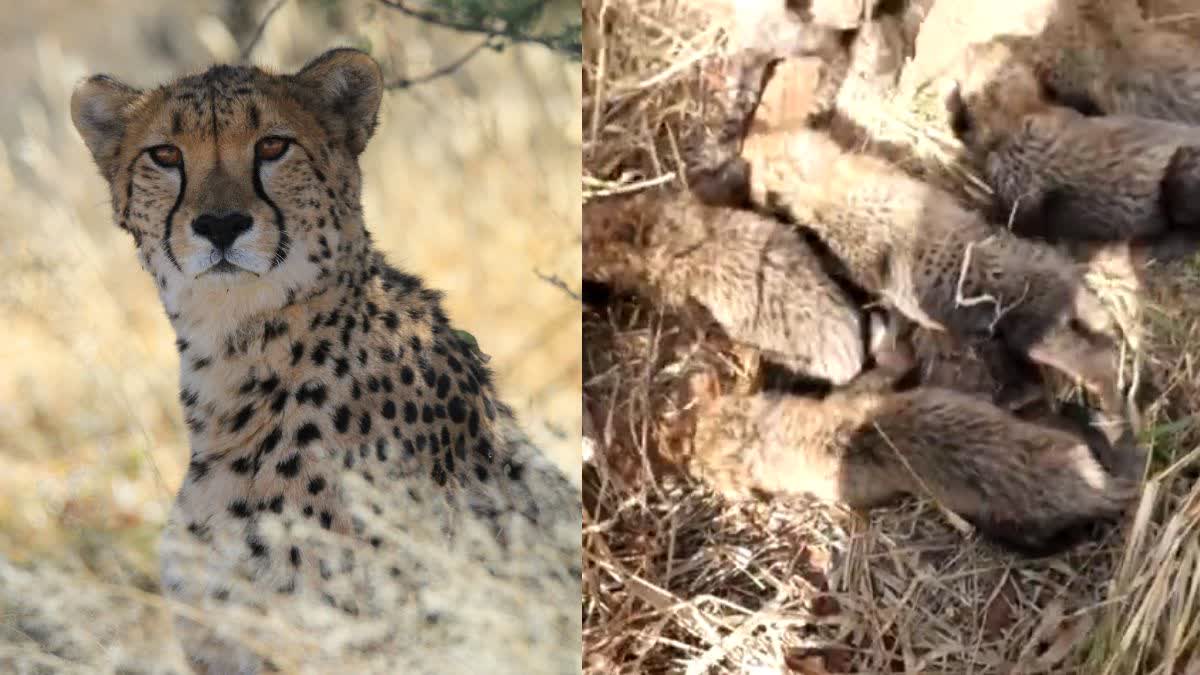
690, 371, 1137, 556
583, 190, 871, 385
947, 40, 1200, 244
736, 127, 1130, 438
71, 49, 580, 674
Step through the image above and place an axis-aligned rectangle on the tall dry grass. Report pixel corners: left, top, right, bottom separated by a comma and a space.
0, 0, 580, 670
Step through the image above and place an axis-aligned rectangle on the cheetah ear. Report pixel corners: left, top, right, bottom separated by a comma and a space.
294, 48, 384, 156
71, 74, 142, 182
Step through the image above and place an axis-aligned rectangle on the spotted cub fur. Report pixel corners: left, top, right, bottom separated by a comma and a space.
71, 49, 580, 674
947, 40, 1200, 244
584, 190, 873, 385
689, 370, 1137, 556
736, 127, 1128, 431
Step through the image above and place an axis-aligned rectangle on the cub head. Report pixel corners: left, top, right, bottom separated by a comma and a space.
71, 48, 383, 332
944, 40, 1049, 150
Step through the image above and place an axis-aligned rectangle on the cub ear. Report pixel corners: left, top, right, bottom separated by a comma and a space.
944, 80, 973, 140
71, 74, 142, 181
293, 48, 384, 156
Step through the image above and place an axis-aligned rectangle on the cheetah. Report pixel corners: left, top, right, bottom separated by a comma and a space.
584, 189, 876, 386
947, 40, 1200, 245
687, 369, 1137, 556
731, 127, 1132, 444
71, 49, 580, 674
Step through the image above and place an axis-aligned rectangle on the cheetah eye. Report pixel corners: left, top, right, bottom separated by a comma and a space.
255, 137, 290, 161
149, 144, 183, 168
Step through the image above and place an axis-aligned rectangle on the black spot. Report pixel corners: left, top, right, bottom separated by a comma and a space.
319, 511, 333, 529
192, 356, 211, 370
180, 388, 198, 408
376, 437, 389, 461
474, 464, 489, 482
247, 535, 268, 558
404, 401, 418, 423
271, 389, 289, 413
276, 453, 302, 478
289, 546, 302, 567
296, 422, 322, 446
475, 438, 494, 463
308, 476, 327, 495
229, 500, 252, 518
421, 365, 436, 388
422, 405, 434, 423
231, 456, 253, 474
382, 400, 396, 419
436, 375, 451, 399
259, 375, 280, 394
360, 412, 372, 434
400, 366, 415, 386
259, 426, 282, 454
468, 408, 480, 437
238, 377, 257, 395
188, 458, 209, 481
296, 381, 328, 407
268, 495, 284, 513
334, 357, 351, 378
311, 339, 333, 365
379, 347, 397, 363
504, 461, 524, 481
291, 341, 305, 365
382, 312, 399, 329
263, 319, 288, 343
411, 335, 422, 353
431, 463, 447, 486
333, 405, 351, 433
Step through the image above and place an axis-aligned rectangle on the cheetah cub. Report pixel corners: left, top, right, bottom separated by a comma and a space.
584, 190, 879, 386
947, 40, 1200, 245
688, 369, 1137, 556
735, 127, 1133, 442
71, 50, 580, 674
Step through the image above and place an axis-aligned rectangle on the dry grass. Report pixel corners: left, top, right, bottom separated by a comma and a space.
582, 1, 1200, 673
0, 0, 580, 671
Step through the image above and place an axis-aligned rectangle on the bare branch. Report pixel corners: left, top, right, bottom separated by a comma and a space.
240, 0, 289, 62
378, 0, 581, 59
535, 270, 582, 303
387, 36, 497, 89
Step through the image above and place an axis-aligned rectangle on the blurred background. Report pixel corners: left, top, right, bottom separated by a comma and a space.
0, 0, 581, 568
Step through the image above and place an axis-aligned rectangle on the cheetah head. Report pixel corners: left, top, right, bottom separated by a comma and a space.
70, 49, 383, 332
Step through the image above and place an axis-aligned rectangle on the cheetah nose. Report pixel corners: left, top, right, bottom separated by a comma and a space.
192, 212, 252, 251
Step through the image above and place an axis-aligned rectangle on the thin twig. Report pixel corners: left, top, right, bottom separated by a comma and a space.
535, 270, 582, 303
379, 0, 580, 58
240, 0, 289, 62
387, 37, 497, 89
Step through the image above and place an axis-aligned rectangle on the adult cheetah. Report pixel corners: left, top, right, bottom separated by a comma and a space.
71, 49, 580, 674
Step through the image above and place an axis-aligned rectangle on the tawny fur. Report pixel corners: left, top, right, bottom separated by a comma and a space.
583, 190, 870, 385
948, 40, 1200, 244
689, 375, 1136, 555
71, 50, 579, 674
